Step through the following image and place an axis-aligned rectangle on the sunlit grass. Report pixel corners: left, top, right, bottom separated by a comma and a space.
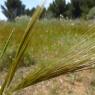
0, 19, 95, 64
0, 18, 95, 94
0, 3, 45, 94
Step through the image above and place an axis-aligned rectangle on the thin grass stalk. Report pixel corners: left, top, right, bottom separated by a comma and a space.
0, 38, 29, 95
0, 3, 45, 95
7, 6, 44, 87
15, 6, 43, 57
0, 28, 15, 59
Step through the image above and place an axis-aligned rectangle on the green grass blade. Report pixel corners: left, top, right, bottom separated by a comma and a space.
0, 28, 15, 95
7, 5, 44, 87
0, 3, 45, 95
0, 28, 15, 59
16, 6, 43, 56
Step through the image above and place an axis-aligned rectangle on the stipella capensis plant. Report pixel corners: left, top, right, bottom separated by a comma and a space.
0, 0, 95, 95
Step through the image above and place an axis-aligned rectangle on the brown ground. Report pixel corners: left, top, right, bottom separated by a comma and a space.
0, 67, 95, 95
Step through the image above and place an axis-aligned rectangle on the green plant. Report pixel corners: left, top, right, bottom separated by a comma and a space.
87, 7, 95, 19
0, 1, 95, 95
0, 1, 45, 94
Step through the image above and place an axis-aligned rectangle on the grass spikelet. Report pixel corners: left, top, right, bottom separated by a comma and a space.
12, 59, 93, 92
0, 1, 45, 95
12, 31, 95, 92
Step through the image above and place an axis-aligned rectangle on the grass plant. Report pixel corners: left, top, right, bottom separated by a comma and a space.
0, 1, 95, 95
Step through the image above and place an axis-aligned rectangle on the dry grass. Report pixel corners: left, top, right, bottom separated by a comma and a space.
0, 3, 45, 95
1, 66, 95, 95
0, 18, 95, 95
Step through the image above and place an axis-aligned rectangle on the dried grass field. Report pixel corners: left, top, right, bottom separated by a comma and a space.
0, 19, 95, 95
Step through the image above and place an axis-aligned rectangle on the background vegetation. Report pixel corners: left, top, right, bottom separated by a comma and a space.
1, 0, 95, 20
0, 19, 95, 95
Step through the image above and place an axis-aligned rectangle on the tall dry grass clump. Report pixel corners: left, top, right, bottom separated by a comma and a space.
0, 1, 95, 95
